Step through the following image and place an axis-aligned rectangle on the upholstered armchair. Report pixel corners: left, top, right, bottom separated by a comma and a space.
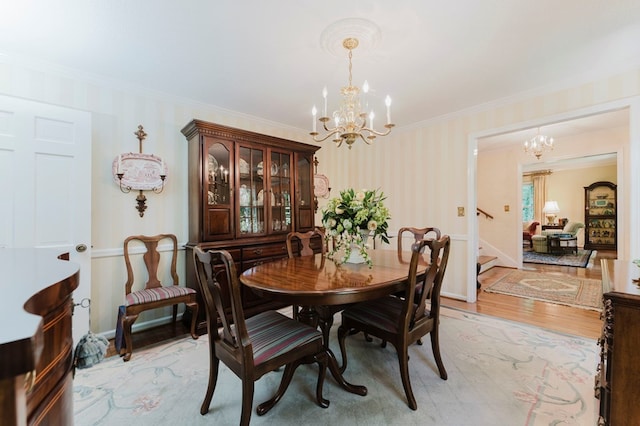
522, 221, 539, 248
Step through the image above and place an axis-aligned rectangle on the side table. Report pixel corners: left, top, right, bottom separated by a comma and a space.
547, 234, 578, 255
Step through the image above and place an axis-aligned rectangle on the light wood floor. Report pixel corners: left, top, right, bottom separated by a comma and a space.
442, 249, 616, 340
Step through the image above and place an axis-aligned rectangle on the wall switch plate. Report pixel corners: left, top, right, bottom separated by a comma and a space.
457, 207, 465, 217
504, 205, 510, 212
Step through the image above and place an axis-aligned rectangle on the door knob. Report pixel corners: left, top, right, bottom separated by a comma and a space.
76, 244, 87, 252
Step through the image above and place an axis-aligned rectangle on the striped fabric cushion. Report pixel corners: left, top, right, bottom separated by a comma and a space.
126, 286, 196, 306
342, 296, 419, 334
245, 311, 322, 365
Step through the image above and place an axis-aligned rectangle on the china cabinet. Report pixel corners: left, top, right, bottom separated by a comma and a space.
584, 181, 617, 250
181, 120, 319, 330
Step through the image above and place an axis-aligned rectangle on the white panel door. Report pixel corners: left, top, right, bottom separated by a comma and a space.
0, 95, 91, 345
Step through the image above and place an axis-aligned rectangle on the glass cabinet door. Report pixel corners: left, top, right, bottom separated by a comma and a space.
269, 150, 292, 233
295, 153, 314, 231
237, 145, 265, 237
204, 137, 233, 240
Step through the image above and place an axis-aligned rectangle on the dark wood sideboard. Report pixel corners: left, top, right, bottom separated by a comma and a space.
0, 248, 79, 425
597, 259, 640, 425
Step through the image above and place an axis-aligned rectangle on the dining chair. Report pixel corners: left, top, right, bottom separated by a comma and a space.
380, 226, 441, 347
397, 226, 441, 258
337, 235, 451, 410
193, 247, 329, 425
120, 234, 198, 361
286, 228, 326, 320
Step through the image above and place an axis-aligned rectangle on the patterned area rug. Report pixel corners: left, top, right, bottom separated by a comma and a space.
73, 308, 598, 425
523, 249, 596, 268
484, 270, 603, 311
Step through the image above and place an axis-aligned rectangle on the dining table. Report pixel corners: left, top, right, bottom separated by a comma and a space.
239, 249, 428, 396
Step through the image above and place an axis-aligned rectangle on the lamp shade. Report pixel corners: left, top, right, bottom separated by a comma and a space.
542, 201, 560, 214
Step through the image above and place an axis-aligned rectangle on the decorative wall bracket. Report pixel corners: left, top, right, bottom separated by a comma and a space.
113, 125, 167, 217
313, 156, 331, 213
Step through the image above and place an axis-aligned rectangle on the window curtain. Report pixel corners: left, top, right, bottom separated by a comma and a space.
532, 175, 546, 224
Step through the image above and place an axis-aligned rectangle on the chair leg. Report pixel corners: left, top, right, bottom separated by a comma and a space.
187, 302, 199, 339
200, 355, 220, 415
336, 325, 349, 373
172, 304, 178, 323
240, 379, 255, 426
121, 313, 138, 362
397, 344, 417, 410
430, 328, 448, 380
315, 351, 330, 408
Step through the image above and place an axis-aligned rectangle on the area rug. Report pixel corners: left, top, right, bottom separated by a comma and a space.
484, 270, 603, 311
73, 308, 598, 425
523, 249, 596, 268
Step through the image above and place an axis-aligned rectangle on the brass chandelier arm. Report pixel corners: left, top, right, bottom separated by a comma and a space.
361, 124, 395, 137
311, 128, 341, 143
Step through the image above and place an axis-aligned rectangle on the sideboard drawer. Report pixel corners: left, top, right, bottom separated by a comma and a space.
242, 243, 288, 260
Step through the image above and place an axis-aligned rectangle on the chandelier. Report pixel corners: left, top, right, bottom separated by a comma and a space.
523, 128, 554, 159
310, 37, 394, 149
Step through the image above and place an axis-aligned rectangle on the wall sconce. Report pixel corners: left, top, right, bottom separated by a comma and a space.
113, 125, 167, 217
313, 156, 331, 213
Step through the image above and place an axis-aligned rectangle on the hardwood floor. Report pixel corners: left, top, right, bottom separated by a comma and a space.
106, 249, 614, 358
443, 249, 616, 340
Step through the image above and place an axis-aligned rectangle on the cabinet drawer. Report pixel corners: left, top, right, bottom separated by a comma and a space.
242, 243, 288, 260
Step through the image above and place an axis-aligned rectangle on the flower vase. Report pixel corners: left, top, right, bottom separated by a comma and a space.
345, 231, 369, 264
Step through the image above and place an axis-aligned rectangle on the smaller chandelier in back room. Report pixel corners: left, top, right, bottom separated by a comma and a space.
523, 128, 554, 159
310, 37, 394, 149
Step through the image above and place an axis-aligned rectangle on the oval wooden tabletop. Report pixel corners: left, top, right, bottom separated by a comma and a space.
240, 250, 427, 306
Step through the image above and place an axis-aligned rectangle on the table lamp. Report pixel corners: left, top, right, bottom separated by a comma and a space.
542, 201, 560, 225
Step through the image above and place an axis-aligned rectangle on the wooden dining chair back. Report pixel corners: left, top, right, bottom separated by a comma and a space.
286, 228, 326, 319
337, 235, 451, 410
120, 233, 198, 361
286, 228, 326, 257
397, 226, 441, 255
193, 247, 329, 425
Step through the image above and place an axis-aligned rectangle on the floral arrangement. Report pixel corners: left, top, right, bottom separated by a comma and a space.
321, 188, 390, 266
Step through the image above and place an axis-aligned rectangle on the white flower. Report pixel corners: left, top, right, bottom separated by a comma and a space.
335, 206, 344, 215
356, 191, 365, 201
343, 219, 353, 230
367, 220, 377, 231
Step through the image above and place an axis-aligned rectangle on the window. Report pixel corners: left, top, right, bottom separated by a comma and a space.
522, 183, 534, 221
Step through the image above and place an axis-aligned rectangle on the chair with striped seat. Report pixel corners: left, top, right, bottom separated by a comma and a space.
193, 247, 328, 426
120, 234, 198, 361
337, 235, 451, 410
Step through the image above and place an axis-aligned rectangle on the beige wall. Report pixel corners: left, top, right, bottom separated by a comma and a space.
546, 164, 617, 225
2, 56, 639, 335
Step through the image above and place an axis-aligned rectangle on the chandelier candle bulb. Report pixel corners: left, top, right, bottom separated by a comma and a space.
312, 106, 317, 133
322, 87, 328, 117
117, 154, 122, 173
385, 96, 392, 124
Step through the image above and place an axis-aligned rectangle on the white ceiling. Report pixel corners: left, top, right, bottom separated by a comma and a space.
2, 1, 640, 134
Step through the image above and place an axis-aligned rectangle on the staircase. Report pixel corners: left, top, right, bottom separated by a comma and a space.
476, 255, 497, 289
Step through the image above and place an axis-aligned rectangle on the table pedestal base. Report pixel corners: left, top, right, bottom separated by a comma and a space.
299, 305, 367, 396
